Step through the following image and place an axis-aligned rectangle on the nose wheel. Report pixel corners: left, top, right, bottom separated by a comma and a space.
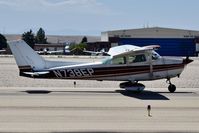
166, 79, 176, 93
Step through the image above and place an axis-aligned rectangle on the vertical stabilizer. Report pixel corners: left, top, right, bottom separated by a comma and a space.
8, 40, 46, 72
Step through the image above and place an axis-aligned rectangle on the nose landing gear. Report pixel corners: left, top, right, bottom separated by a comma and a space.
166, 78, 176, 93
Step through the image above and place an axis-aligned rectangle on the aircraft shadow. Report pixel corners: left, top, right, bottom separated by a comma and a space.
22, 90, 116, 94
22, 90, 118, 95
155, 91, 194, 94
22, 90, 52, 94
22, 89, 170, 100
116, 90, 170, 100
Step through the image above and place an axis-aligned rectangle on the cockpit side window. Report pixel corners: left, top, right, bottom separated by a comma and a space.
128, 54, 146, 63
112, 56, 126, 65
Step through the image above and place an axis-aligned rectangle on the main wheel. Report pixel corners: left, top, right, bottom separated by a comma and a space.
168, 84, 176, 93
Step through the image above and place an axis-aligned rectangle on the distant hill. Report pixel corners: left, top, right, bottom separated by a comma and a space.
4, 34, 100, 44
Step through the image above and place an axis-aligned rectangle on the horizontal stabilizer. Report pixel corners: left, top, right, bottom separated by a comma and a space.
23, 71, 49, 76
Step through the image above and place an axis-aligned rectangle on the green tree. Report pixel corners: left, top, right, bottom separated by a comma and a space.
22, 29, 35, 48
0, 34, 7, 49
69, 43, 87, 55
35, 28, 47, 44
81, 36, 87, 43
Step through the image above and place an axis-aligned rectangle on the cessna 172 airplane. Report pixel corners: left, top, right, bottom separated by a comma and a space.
8, 40, 193, 93
83, 48, 107, 56
37, 45, 70, 55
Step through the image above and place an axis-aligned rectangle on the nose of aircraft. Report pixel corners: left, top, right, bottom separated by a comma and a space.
183, 57, 193, 65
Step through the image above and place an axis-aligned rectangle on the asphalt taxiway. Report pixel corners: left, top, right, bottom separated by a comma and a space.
0, 87, 198, 132
0, 56, 199, 132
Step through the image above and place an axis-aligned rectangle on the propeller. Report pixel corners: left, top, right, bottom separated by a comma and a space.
183, 56, 193, 64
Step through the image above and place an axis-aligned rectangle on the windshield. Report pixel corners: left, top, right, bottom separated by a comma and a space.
152, 51, 161, 60
102, 56, 112, 64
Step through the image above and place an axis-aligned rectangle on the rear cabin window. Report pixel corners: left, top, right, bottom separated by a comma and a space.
112, 56, 126, 65
128, 54, 146, 63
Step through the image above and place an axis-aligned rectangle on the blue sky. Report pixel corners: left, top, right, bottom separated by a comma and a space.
0, 0, 199, 36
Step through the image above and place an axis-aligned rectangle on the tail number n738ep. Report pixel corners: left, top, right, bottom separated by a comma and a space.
53, 68, 94, 78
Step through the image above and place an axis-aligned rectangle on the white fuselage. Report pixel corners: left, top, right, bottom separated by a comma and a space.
45, 56, 185, 83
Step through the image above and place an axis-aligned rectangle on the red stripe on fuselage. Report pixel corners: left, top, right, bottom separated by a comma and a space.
50, 63, 185, 79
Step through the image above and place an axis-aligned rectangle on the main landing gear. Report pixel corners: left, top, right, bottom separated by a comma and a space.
166, 78, 176, 93
119, 81, 145, 92
120, 79, 176, 93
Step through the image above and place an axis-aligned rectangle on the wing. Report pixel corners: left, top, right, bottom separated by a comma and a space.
142, 45, 160, 50
108, 45, 160, 57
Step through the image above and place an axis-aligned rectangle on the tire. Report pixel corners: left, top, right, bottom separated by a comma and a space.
168, 84, 176, 93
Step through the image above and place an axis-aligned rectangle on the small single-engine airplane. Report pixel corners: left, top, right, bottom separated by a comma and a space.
37, 45, 70, 55
8, 40, 193, 93
84, 48, 107, 56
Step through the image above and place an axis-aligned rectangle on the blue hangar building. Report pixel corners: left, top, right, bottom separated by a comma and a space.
101, 27, 199, 56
